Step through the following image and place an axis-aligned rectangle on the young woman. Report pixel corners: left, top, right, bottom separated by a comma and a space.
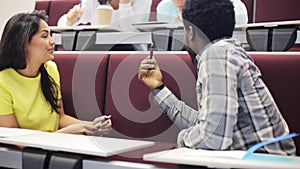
0, 11, 111, 135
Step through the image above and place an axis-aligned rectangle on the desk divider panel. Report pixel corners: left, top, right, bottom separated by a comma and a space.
241, 0, 254, 23
54, 52, 109, 121
105, 52, 197, 143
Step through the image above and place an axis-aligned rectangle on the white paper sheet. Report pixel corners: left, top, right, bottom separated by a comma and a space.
185, 149, 247, 159
0, 127, 41, 137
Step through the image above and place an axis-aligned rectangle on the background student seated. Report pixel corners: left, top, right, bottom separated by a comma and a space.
57, 0, 152, 31
156, 0, 248, 24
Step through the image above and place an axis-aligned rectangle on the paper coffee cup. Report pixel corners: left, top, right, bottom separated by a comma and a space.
97, 5, 113, 25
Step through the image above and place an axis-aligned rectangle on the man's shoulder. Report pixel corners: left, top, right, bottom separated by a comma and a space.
204, 39, 246, 60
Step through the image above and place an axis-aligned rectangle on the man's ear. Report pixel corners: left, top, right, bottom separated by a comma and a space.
188, 25, 194, 41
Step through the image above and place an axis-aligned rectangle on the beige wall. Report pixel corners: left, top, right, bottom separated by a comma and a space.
0, 0, 35, 39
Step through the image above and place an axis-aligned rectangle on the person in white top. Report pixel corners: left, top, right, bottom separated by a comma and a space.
57, 0, 152, 31
156, 0, 248, 25
231, 0, 248, 24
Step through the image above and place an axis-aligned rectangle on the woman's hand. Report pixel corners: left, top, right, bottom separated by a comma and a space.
91, 116, 112, 136
56, 116, 112, 136
66, 6, 83, 26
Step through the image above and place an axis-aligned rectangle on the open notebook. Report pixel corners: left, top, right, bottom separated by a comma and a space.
144, 133, 300, 169
185, 133, 299, 160
0, 127, 154, 157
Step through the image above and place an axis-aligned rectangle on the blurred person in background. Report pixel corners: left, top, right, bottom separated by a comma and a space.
58, 0, 152, 31
156, 0, 248, 24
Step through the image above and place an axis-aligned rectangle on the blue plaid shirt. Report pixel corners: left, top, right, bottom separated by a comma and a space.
153, 39, 296, 155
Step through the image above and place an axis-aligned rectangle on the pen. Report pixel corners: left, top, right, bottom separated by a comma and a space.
94, 115, 111, 128
149, 43, 154, 59
77, 0, 82, 21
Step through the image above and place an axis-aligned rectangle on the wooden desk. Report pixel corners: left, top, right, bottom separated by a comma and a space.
0, 128, 178, 169
0, 142, 195, 169
143, 148, 300, 169
235, 20, 300, 51
0, 131, 154, 157
235, 20, 300, 30
50, 21, 300, 51
49, 26, 152, 51
0, 127, 185, 168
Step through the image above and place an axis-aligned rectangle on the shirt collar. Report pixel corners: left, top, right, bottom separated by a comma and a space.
195, 37, 236, 68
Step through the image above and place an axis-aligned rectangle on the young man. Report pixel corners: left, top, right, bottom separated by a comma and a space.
138, 0, 295, 155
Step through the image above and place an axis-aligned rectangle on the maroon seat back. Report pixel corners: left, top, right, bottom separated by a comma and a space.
105, 52, 197, 143
249, 52, 300, 155
241, 0, 253, 23
54, 52, 109, 121
255, 0, 300, 22
149, 0, 162, 21
35, 0, 51, 16
53, 51, 300, 155
48, 0, 79, 26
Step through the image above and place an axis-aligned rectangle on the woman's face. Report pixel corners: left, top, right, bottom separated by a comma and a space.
25, 19, 56, 66
173, 0, 185, 10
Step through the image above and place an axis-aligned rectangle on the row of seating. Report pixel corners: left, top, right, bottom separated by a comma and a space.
53, 51, 300, 155
35, 0, 79, 26
35, 0, 300, 26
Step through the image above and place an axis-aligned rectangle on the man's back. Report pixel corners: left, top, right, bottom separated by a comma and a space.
197, 39, 296, 155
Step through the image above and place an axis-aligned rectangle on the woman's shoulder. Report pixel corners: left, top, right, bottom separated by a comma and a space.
0, 68, 14, 79
0, 68, 15, 87
45, 60, 57, 68
44, 61, 58, 73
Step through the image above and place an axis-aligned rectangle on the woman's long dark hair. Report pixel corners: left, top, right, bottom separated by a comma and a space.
0, 10, 60, 113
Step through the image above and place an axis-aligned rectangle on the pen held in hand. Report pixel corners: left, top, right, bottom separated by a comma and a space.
77, 0, 82, 21
149, 43, 154, 59
94, 115, 111, 128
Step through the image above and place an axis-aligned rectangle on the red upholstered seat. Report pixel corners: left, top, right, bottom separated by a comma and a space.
48, 0, 79, 26
53, 51, 300, 155
255, 0, 300, 22
54, 52, 109, 121
105, 52, 197, 143
241, 0, 253, 23
149, 0, 162, 21
35, 0, 51, 16
249, 52, 300, 155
